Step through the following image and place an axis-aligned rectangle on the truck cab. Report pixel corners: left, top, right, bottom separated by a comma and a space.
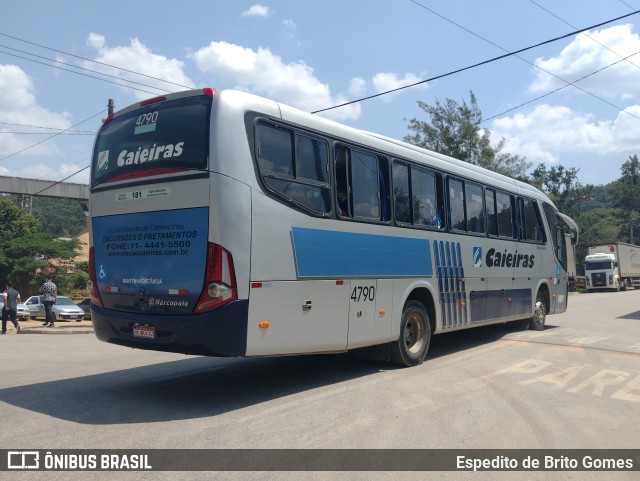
584, 252, 619, 292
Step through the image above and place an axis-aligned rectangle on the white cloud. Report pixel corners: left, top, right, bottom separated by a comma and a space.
0, 64, 71, 158
371, 72, 428, 101
13, 161, 90, 184
531, 24, 640, 99
242, 4, 270, 18
84, 33, 195, 100
191, 41, 361, 121
282, 19, 297, 29
349, 77, 366, 97
490, 103, 640, 165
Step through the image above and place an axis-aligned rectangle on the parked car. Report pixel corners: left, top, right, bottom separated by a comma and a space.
23, 295, 85, 322
77, 298, 92, 319
0, 301, 30, 320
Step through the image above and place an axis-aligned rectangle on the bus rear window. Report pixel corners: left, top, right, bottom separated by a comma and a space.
92, 95, 211, 185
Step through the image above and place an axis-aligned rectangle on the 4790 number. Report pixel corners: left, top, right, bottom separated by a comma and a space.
350, 285, 375, 302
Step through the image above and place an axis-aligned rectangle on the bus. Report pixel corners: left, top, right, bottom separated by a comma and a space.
88, 88, 578, 367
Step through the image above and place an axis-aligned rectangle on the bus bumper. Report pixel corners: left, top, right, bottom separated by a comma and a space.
91, 300, 249, 357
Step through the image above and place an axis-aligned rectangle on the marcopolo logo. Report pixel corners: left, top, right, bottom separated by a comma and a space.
473, 247, 482, 267
97, 151, 109, 171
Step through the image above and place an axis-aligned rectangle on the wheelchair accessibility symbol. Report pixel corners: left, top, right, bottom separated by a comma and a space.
98, 264, 107, 280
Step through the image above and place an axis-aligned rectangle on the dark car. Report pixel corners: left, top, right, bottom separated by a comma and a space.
77, 298, 92, 319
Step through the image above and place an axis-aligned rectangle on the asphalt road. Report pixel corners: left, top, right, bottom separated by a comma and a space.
0, 290, 639, 480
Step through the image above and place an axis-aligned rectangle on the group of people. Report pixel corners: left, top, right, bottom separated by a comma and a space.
1, 276, 58, 334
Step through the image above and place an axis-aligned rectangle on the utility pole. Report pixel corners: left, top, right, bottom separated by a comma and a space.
102, 99, 115, 123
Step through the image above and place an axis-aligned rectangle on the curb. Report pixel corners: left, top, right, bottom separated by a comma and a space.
19, 328, 94, 335
3, 319, 94, 335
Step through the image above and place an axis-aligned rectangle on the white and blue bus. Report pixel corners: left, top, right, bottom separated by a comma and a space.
89, 88, 578, 367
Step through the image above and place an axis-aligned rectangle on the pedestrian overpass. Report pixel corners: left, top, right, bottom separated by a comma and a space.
0, 175, 89, 214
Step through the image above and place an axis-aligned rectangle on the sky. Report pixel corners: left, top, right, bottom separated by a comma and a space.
2, 0, 640, 188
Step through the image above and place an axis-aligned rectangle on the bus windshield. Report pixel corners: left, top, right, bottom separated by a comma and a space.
91, 95, 211, 186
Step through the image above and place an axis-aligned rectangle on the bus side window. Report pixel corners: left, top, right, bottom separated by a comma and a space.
256, 123, 331, 214
351, 150, 380, 219
256, 124, 293, 175
393, 162, 411, 224
485, 188, 498, 236
378, 157, 391, 222
412, 168, 438, 227
496, 191, 515, 238
448, 178, 465, 231
296, 135, 328, 183
520, 198, 546, 243
465, 182, 485, 234
335, 145, 351, 217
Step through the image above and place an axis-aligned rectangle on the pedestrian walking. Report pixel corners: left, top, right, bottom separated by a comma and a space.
2, 281, 21, 334
40, 275, 57, 328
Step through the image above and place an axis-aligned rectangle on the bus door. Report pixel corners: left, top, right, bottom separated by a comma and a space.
550, 218, 570, 313
347, 280, 377, 349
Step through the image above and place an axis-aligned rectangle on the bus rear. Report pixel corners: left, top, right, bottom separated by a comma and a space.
89, 88, 248, 356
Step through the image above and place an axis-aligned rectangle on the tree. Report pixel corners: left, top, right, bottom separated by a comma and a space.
30, 197, 87, 237
530, 163, 588, 215
404, 91, 531, 178
0, 199, 80, 296
609, 154, 640, 243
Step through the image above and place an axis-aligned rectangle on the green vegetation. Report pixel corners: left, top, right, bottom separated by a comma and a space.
0, 197, 87, 297
406, 92, 640, 274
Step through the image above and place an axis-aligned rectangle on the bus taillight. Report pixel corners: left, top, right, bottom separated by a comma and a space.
140, 95, 166, 106
194, 243, 237, 313
88, 247, 104, 308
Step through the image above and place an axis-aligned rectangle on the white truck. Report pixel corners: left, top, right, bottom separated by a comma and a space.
584, 242, 640, 292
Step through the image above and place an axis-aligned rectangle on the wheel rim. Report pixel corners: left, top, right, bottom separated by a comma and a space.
533, 301, 545, 328
404, 311, 426, 354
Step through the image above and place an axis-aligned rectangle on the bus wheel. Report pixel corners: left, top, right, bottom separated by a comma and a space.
529, 292, 546, 331
390, 300, 431, 367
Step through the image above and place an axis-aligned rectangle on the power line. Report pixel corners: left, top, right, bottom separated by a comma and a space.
33, 163, 90, 196
408, 1, 640, 124
0, 48, 163, 97
0, 121, 94, 134
0, 31, 193, 91
529, 0, 640, 71
482, 48, 640, 123
0, 110, 106, 161
311, 7, 640, 114
0, 43, 174, 94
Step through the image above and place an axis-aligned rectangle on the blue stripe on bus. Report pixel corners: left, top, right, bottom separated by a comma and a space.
291, 227, 433, 278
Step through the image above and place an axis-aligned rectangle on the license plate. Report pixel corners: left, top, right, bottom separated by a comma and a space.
133, 324, 156, 339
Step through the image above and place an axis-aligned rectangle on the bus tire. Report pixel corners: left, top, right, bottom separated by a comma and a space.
529, 291, 546, 331
390, 300, 431, 367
